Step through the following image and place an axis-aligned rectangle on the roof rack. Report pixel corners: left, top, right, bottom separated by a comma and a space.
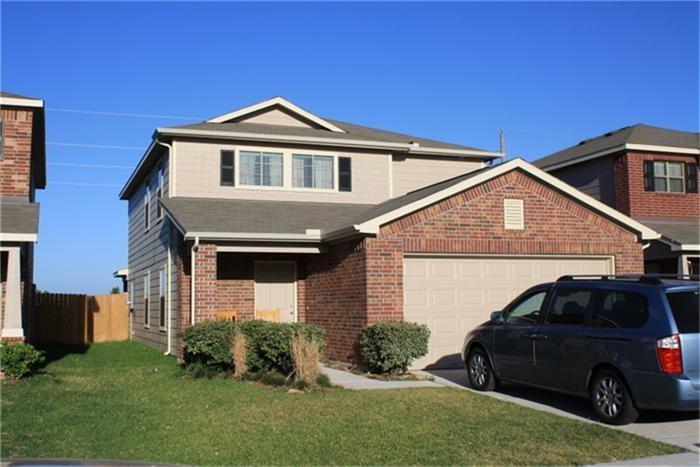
556, 274, 699, 285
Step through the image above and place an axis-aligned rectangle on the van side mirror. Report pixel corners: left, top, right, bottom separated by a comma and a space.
490, 311, 504, 324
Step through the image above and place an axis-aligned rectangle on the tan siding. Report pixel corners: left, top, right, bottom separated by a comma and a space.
392, 155, 484, 196
237, 108, 315, 128
174, 140, 392, 204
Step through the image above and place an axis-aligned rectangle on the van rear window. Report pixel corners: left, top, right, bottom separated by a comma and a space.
666, 291, 699, 333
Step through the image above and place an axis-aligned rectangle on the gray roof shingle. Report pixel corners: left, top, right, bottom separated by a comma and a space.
0, 198, 40, 235
534, 124, 700, 169
634, 217, 699, 246
0, 91, 40, 100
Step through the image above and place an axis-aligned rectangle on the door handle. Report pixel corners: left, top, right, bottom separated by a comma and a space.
524, 332, 548, 341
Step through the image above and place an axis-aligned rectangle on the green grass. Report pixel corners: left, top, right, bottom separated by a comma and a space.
1, 342, 681, 465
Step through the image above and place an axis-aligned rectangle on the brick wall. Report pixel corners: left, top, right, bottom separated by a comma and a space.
614, 151, 700, 218
217, 254, 256, 320
0, 108, 34, 197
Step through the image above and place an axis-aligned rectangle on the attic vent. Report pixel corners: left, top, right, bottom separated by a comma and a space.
503, 199, 524, 230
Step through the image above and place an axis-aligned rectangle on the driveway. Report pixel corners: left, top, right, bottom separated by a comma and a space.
425, 368, 700, 453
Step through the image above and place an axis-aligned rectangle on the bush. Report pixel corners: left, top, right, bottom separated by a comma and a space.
236, 320, 324, 375
180, 320, 235, 370
360, 322, 430, 374
0, 342, 45, 379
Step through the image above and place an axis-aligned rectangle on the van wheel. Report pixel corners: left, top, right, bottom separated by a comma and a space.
466, 347, 497, 391
590, 369, 638, 425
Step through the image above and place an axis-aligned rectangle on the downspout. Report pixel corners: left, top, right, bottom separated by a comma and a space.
164, 242, 172, 355
190, 237, 200, 325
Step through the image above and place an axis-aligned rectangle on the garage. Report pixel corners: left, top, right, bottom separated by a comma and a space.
403, 255, 613, 369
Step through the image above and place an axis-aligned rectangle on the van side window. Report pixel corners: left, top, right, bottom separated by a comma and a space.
505, 291, 547, 325
590, 290, 649, 329
546, 288, 592, 326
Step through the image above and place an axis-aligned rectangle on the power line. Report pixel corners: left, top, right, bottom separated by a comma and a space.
48, 162, 133, 170
47, 107, 203, 121
47, 142, 144, 151
51, 182, 122, 188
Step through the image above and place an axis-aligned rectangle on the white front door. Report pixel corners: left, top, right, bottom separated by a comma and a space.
403, 255, 613, 369
254, 261, 296, 323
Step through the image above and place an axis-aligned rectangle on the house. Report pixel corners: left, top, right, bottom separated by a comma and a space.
120, 97, 657, 368
534, 124, 699, 276
0, 91, 46, 342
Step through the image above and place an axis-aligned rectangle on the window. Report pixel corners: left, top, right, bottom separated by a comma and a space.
159, 268, 166, 329
293, 154, 333, 189
156, 164, 164, 220
143, 272, 150, 327
339, 157, 352, 192
666, 291, 699, 333
546, 288, 593, 326
590, 290, 649, 329
220, 150, 235, 186
644, 161, 685, 193
505, 290, 547, 325
144, 185, 151, 231
239, 151, 283, 187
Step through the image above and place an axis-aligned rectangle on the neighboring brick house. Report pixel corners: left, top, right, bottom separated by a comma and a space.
0, 91, 46, 342
120, 97, 656, 368
534, 124, 699, 276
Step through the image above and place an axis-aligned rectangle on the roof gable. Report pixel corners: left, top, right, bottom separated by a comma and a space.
207, 97, 346, 133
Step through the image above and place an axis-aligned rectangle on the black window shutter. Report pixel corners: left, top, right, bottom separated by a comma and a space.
643, 160, 655, 191
686, 162, 698, 193
220, 150, 235, 186
339, 157, 352, 192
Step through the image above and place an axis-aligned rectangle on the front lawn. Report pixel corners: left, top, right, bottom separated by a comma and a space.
1, 342, 681, 465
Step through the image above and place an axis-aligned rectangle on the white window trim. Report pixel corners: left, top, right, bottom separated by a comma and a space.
653, 161, 685, 193
225, 144, 341, 193
144, 272, 150, 329
158, 268, 166, 331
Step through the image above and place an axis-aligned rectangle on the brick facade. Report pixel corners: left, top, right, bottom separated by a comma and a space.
179, 168, 645, 363
0, 108, 35, 198
613, 151, 700, 218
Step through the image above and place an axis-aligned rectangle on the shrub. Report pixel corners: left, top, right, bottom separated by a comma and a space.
231, 330, 248, 378
180, 320, 235, 370
316, 373, 332, 388
360, 322, 430, 374
236, 320, 324, 375
290, 332, 321, 385
0, 342, 45, 379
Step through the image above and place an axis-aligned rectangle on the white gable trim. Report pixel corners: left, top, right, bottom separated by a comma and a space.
347, 158, 660, 241
0, 96, 44, 108
207, 97, 346, 133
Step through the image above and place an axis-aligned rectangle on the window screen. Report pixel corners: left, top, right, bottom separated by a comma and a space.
546, 288, 592, 326
293, 154, 334, 189
590, 290, 649, 329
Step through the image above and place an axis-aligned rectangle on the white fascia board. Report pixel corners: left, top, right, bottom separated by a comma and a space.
206, 97, 347, 133
0, 96, 44, 108
0, 233, 38, 242
540, 143, 700, 172
352, 158, 660, 241
184, 232, 323, 243
217, 244, 325, 254
670, 243, 700, 252
113, 268, 129, 278
119, 140, 156, 199
156, 127, 501, 159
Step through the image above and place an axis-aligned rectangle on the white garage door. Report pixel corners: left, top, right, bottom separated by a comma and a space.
403, 255, 613, 369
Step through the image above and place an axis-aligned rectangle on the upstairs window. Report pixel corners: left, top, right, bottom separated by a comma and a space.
293, 154, 333, 189
240, 151, 283, 187
144, 185, 151, 231
156, 164, 164, 220
220, 150, 235, 186
644, 160, 694, 193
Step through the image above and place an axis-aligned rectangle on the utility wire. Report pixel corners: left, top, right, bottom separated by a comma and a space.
47, 107, 203, 121
48, 162, 133, 170
47, 142, 144, 151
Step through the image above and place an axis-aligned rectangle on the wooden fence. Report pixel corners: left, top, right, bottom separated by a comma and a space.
35, 293, 129, 344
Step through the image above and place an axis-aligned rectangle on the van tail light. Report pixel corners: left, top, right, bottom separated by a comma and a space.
656, 334, 683, 374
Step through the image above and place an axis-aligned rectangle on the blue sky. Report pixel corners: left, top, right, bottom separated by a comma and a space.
2, 1, 698, 294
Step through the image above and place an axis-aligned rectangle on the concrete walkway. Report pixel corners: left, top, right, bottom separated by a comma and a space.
322, 365, 442, 390
593, 452, 700, 466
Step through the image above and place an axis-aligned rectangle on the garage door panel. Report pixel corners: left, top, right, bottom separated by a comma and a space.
404, 255, 612, 369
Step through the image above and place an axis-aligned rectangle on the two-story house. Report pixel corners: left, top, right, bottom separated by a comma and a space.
534, 124, 699, 276
0, 91, 46, 342
120, 97, 657, 368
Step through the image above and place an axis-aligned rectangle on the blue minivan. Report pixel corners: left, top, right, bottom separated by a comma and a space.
462, 275, 699, 425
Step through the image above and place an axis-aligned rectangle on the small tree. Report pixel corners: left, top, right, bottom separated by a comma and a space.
110, 287, 121, 294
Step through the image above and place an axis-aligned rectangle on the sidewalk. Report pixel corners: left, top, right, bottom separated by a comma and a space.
322, 365, 442, 390
592, 452, 700, 466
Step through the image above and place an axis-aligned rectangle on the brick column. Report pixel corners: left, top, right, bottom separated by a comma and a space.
193, 243, 218, 322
